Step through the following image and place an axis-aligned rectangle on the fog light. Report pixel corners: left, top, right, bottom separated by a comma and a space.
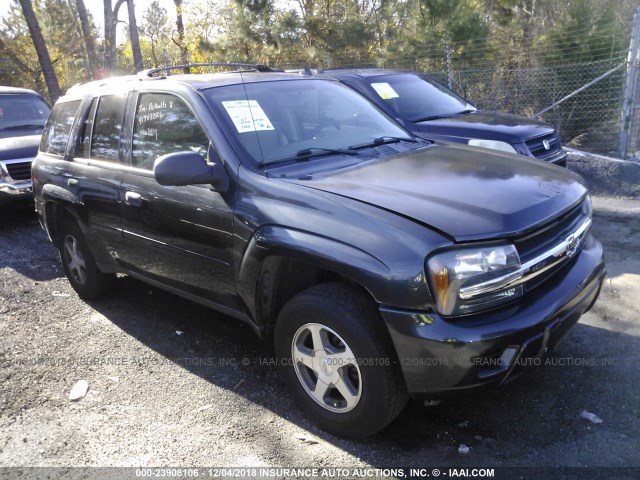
500, 347, 518, 368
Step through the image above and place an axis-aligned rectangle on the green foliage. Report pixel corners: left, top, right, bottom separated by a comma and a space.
1, 0, 637, 154
528, 0, 631, 142
0, 0, 90, 99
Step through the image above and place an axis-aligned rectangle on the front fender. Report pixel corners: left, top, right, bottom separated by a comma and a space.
237, 225, 391, 321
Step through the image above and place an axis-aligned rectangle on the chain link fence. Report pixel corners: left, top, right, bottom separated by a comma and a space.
4, 2, 637, 160
631, 66, 640, 160
270, 11, 640, 160
305, 58, 637, 159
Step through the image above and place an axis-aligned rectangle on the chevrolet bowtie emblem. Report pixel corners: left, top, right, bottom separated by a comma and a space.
565, 234, 578, 257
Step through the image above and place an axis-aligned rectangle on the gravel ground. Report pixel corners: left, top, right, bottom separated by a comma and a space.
0, 196, 639, 470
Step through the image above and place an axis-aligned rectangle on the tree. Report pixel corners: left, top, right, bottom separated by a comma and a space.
141, 0, 170, 67
126, 0, 143, 71
172, 0, 189, 71
18, 0, 62, 101
103, 0, 143, 72
103, 0, 125, 70
0, 35, 45, 93
75, 0, 98, 79
1, 1, 90, 95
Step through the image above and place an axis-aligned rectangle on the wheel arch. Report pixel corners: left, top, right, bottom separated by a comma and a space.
237, 225, 391, 335
41, 184, 83, 247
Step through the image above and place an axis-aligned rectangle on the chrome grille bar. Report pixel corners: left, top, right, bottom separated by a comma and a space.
459, 217, 592, 300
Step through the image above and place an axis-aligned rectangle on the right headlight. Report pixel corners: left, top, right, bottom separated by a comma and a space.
427, 243, 523, 316
467, 139, 518, 154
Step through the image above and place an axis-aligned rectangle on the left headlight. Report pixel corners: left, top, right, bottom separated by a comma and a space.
427, 243, 523, 316
468, 139, 517, 154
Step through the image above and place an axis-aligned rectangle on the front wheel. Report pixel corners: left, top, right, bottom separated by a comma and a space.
274, 283, 408, 438
60, 218, 116, 300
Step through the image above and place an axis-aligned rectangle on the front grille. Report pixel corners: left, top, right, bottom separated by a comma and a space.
5, 161, 32, 181
514, 202, 586, 262
526, 132, 562, 159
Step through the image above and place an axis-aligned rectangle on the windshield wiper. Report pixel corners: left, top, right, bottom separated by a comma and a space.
372, 136, 418, 144
412, 113, 455, 122
295, 147, 360, 157
349, 136, 418, 149
255, 147, 360, 168
412, 109, 475, 123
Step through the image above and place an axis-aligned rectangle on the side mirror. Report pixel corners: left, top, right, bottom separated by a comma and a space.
153, 151, 229, 191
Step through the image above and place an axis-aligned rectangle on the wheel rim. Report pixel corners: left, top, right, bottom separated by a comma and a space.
291, 323, 362, 413
63, 234, 88, 285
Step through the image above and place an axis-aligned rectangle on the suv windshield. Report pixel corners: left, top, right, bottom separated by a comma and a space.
0, 94, 51, 135
204, 79, 410, 166
366, 74, 476, 123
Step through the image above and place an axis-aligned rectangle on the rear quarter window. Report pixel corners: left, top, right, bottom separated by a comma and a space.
40, 100, 81, 156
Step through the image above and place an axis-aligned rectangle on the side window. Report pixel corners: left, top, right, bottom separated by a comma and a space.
132, 93, 209, 170
90, 94, 127, 161
74, 98, 98, 158
40, 100, 81, 156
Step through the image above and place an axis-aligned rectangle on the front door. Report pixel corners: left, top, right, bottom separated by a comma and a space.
117, 91, 237, 310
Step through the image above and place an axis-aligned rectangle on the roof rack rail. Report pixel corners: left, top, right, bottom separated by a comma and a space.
138, 62, 281, 78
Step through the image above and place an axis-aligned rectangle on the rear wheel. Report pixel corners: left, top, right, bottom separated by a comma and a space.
60, 219, 116, 299
275, 283, 408, 438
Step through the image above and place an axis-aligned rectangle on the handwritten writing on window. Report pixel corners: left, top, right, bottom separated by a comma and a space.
138, 128, 158, 139
137, 99, 174, 114
137, 111, 165, 124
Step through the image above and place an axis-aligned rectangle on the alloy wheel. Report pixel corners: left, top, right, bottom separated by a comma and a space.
63, 234, 87, 285
291, 322, 362, 413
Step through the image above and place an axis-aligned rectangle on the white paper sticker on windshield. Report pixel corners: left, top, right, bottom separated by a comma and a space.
222, 100, 275, 133
370, 82, 399, 100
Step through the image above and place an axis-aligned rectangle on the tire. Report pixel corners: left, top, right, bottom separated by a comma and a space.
59, 218, 116, 300
274, 283, 408, 438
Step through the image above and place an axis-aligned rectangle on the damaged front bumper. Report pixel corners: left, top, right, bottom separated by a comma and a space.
381, 234, 605, 400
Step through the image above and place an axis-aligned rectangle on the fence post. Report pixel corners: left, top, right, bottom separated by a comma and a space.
444, 41, 453, 90
163, 48, 169, 70
620, 7, 640, 159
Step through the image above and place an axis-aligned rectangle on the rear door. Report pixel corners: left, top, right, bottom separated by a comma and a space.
117, 91, 237, 309
62, 94, 128, 269
35, 99, 82, 228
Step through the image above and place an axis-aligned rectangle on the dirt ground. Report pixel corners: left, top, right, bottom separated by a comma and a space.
0, 196, 639, 470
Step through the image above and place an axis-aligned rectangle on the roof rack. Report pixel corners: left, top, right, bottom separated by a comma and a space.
138, 62, 282, 78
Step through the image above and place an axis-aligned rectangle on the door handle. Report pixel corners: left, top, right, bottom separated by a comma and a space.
124, 191, 143, 207
67, 178, 78, 186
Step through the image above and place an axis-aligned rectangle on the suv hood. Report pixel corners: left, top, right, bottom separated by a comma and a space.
286, 143, 586, 242
0, 135, 40, 161
414, 110, 553, 143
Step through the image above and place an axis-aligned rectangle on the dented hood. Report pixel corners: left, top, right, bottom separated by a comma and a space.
287, 143, 586, 242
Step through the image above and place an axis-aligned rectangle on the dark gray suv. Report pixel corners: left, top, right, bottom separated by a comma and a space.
0, 86, 51, 206
32, 66, 605, 437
